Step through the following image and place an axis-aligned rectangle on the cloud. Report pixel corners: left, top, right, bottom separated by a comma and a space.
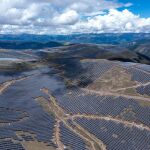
69, 9, 150, 33
0, 0, 128, 26
0, 0, 149, 34
52, 10, 79, 25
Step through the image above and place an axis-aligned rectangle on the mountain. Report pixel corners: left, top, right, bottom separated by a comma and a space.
36, 43, 150, 65
0, 41, 64, 50
124, 39, 150, 58
0, 33, 150, 44
0, 33, 150, 150
0, 33, 150, 57
0, 34, 149, 64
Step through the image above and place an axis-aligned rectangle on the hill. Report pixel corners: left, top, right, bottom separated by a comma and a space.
36, 43, 150, 65
0, 45, 150, 150
0, 33, 150, 44
0, 41, 64, 50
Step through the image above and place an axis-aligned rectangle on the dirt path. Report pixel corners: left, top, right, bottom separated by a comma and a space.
64, 121, 105, 150
40, 88, 107, 150
71, 114, 150, 131
54, 120, 65, 150
83, 88, 150, 102
0, 76, 29, 94
0, 72, 41, 95
38, 88, 150, 150
111, 81, 150, 92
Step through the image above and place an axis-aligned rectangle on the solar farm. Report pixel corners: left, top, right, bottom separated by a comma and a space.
0, 49, 150, 150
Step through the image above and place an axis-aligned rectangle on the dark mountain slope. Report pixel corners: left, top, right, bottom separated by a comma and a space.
125, 39, 150, 58
37, 43, 150, 65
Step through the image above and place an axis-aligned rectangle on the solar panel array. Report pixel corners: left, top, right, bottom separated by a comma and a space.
136, 85, 150, 96
0, 70, 63, 147
0, 59, 150, 150
19, 134, 34, 141
136, 64, 150, 73
76, 118, 150, 150
60, 122, 87, 150
78, 60, 116, 86
0, 140, 25, 150
0, 107, 28, 123
127, 68, 150, 83
56, 88, 150, 126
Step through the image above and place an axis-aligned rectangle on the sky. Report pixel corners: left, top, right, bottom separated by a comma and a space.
119, 0, 150, 18
0, 0, 149, 34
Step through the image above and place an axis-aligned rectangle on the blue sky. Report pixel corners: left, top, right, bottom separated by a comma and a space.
119, 0, 150, 17
0, 0, 149, 34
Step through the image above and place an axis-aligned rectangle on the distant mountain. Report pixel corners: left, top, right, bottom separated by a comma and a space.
0, 33, 150, 44
0, 33, 149, 60
0, 41, 64, 50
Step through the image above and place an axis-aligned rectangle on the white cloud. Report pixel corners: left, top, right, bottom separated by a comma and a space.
52, 10, 79, 25
0, 0, 149, 34
124, 3, 133, 7
68, 9, 150, 33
